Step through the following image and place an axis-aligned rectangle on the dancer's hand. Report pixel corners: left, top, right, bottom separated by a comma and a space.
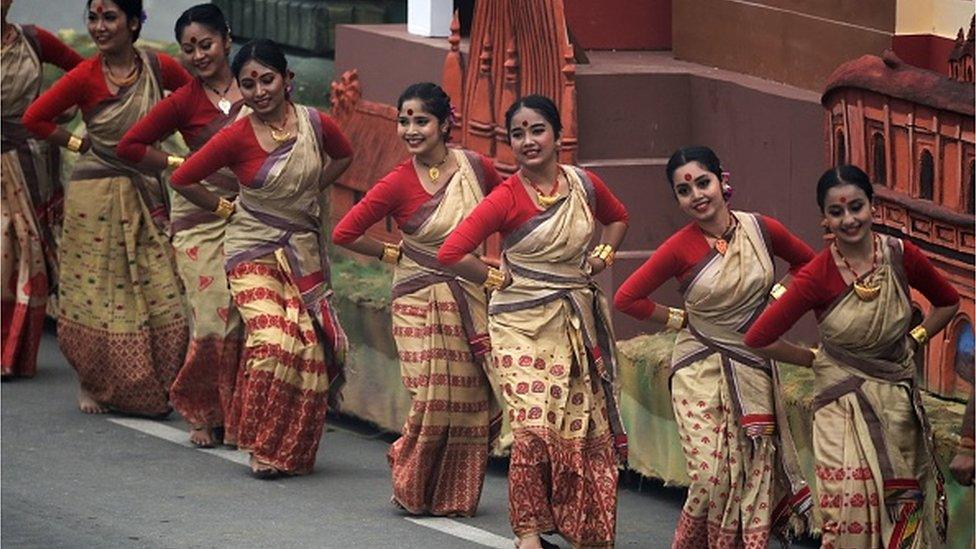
586, 256, 606, 275
950, 451, 975, 486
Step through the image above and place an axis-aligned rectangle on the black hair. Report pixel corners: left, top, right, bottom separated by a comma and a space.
87, 0, 143, 42
665, 146, 723, 185
504, 94, 562, 138
231, 38, 287, 79
174, 3, 229, 42
397, 82, 453, 139
816, 164, 873, 211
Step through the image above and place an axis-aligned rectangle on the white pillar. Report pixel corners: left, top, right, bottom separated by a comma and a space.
407, 0, 453, 38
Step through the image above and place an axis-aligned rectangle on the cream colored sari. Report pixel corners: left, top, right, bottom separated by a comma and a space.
489, 165, 623, 547
57, 49, 187, 414
813, 235, 945, 548
670, 212, 810, 548
386, 148, 500, 516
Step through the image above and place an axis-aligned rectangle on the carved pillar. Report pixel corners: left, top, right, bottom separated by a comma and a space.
465, 33, 496, 156
494, 26, 519, 171
442, 11, 465, 133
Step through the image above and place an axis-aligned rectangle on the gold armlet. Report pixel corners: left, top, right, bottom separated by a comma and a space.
909, 325, 929, 347
590, 244, 616, 267
666, 307, 687, 331
166, 155, 185, 170
213, 197, 235, 220
380, 242, 401, 264
770, 283, 787, 301
483, 267, 506, 292
66, 135, 83, 153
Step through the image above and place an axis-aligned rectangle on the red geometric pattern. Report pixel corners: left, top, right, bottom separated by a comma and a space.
401, 373, 486, 389
169, 334, 242, 428
398, 348, 473, 363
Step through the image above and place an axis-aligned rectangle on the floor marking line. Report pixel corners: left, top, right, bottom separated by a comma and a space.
404, 517, 512, 549
106, 418, 249, 465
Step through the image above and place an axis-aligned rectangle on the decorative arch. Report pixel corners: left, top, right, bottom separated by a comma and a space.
918, 149, 934, 200
948, 314, 974, 394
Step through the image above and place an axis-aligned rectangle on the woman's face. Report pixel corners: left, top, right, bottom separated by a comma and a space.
87, 0, 137, 53
508, 107, 558, 170
671, 160, 725, 223
397, 98, 446, 157
179, 23, 230, 80
237, 59, 288, 116
822, 183, 873, 246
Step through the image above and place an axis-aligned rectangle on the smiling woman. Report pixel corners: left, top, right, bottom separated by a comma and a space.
22, 0, 193, 416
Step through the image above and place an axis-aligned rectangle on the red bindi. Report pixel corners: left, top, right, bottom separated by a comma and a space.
839, 196, 847, 204
250, 70, 258, 78
96, 4, 103, 13
406, 109, 413, 116
190, 36, 197, 44
521, 120, 528, 127
684, 173, 692, 181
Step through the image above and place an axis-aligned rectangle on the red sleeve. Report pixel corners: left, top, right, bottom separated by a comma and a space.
331, 173, 403, 245
903, 240, 960, 307
479, 155, 504, 191
117, 83, 191, 163
744, 251, 834, 348
613, 238, 684, 320
438, 182, 518, 265
588, 170, 629, 224
22, 68, 85, 138
157, 53, 192, 91
762, 215, 816, 275
170, 126, 239, 187
34, 27, 83, 71
318, 111, 353, 159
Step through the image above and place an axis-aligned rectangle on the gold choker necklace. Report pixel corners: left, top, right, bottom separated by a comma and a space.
260, 107, 292, 144
418, 149, 450, 182
834, 235, 881, 301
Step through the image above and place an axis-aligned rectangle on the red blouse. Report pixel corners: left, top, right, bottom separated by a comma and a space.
169, 109, 353, 188
437, 169, 629, 265
613, 216, 815, 320
23, 52, 192, 138
25, 25, 83, 72
743, 239, 960, 348
331, 154, 503, 245
117, 78, 234, 161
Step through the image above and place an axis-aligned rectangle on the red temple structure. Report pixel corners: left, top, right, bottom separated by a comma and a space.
822, 44, 975, 399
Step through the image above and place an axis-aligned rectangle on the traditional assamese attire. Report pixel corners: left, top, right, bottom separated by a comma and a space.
616, 212, 815, 547
118, 78, 250, 440
333, 149, 503, 516
745, 235, 960, 548
23, 49, 192, 413
440, 166, 628, 546
171, 104, 351, 474
1, 24, 81, 377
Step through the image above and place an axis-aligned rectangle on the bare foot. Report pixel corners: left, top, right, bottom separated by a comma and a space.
514, 534, 543, 549
77, 388, 108, 414
189, 426, 216, 448
249, 455, 281, 479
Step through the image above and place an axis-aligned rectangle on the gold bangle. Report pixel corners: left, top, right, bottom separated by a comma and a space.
66, 135, 83, 153
770, 283, 787, 301
166, 155, 185, 170
380, 242, 401, 264
666, 307, 686, 331
483, 267, 506, 292
590, 244, 615, 267
909, 325, 929, 347
213, 197, 235, 220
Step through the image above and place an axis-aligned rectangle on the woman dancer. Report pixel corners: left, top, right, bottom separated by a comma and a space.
614, 146, 815, 547
23, 0, 191, 414
333, 82, 502, 516
744, 165, 958, 548
170, 39, 352, 478
439, 95, 628, 548
1, 0, 83, 377
117, 4, 244, 448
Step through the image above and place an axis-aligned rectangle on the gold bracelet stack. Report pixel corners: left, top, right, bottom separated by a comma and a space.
769, 283, 787, 301
66, 135, 83, 153
167, 155, 185, 170
483, 267, 506, 292
213, 197, 235, 220
666, 307, 687, 331
590, 244, 615, 267
380, 242, 401, 264
909, 325, 929, 347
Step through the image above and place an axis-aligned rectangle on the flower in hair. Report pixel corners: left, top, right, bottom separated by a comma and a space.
721, 170, 733, 201
140, 10, 147, 24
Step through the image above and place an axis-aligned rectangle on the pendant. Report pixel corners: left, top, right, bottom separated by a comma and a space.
217, 98, 232, 115
853, 281, 881, 301
714, 238, 728, 255
428, 166, 440, 182
536, 192, 560, 208
270, 129, 292, 144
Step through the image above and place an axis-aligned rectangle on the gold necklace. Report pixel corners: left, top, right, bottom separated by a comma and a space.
699, 210, 737, 255
103, 52, 140, 88
260, 106, 292, 144
524, 172, 561, 208
834, 235, 881, 302
203, 76, 234, 115
417, 149, 450, 183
